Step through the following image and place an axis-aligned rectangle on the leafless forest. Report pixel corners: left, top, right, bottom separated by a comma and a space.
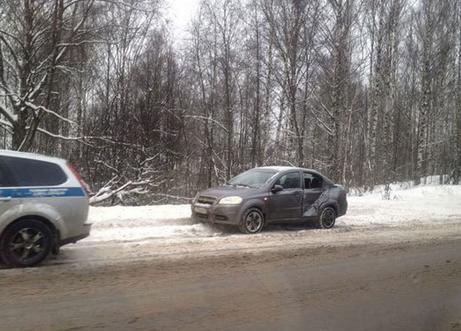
0, 0, 460, 204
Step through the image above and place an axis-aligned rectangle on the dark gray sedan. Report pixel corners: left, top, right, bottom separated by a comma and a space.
191, 166, 347, 233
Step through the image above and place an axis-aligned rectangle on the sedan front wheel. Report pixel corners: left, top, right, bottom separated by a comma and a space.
239, 208, 265, 234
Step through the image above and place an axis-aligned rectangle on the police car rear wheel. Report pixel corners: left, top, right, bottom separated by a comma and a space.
0, 219, 53, 268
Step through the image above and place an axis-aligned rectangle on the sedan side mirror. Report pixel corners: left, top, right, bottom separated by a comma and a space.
272, 184, 284, 193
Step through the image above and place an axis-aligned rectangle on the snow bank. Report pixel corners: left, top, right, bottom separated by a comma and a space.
90, 205, 191, 227
87, 184, 461, 243
87, 205, 218, 242
341, 185, 461, 226
348, 175, 452, 197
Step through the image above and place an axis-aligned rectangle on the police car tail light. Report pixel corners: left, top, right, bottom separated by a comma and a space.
67, 161, 91, 196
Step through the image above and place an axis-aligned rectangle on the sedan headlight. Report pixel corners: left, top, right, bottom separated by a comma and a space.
218, 196, 243, 205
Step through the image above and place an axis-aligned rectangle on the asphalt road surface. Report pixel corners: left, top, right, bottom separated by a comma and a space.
1, 236, 460, 331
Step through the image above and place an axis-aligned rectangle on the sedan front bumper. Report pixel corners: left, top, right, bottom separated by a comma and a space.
191, 203, 241, 225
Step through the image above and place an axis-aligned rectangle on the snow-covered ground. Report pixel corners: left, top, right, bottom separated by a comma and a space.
342, 184, 461, 226
86, 184, 461, 243
87, 205, 220, 242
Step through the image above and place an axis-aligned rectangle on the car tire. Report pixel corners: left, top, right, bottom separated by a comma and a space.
317, 206, 336, 229
239, 208, 265, 234
0, 219, 53, 268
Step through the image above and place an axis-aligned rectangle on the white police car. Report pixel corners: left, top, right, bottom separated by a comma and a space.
0, 150, 91, 267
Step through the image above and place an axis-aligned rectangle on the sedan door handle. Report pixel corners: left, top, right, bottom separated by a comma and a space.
0, 196, 12, 202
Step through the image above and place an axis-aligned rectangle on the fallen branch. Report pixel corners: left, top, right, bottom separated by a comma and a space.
89, 180, 150, 205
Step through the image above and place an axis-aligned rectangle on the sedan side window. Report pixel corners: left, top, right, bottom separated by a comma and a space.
304, 172, 323, 189
275, 172, 301, 189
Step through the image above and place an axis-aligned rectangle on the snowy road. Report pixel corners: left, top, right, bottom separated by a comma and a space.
1, 232, 460, 330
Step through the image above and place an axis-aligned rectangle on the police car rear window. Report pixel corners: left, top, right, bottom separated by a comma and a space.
1, 156, 67, 187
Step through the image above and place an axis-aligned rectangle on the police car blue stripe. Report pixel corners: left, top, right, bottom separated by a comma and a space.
0, 187, 85, 198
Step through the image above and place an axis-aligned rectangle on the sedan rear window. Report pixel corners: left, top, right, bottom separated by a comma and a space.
304, 172, 323, 189
1, 156, 67, 187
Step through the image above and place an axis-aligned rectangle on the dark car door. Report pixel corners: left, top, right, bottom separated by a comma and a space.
267, 171, 303, 221
302, 172, 325, 217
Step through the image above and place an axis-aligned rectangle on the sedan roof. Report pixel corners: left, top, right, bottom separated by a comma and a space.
256, 166, 334, 185
257, 166, 320, 173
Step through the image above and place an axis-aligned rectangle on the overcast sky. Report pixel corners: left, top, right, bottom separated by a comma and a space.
167, 0, 200, 40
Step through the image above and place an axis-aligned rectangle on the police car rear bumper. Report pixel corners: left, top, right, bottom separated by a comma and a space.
59, 223, 91, 247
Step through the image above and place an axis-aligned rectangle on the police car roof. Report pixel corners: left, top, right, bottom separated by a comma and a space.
0, 150, 66, 164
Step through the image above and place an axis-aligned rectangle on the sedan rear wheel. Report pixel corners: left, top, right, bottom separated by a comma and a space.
317, 206, 336, 229
239, 208, 264, 234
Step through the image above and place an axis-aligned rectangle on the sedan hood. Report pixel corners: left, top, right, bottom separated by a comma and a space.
198, 185, 261, 200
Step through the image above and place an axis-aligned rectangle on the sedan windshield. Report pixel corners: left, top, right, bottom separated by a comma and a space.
228, 169, 277, 188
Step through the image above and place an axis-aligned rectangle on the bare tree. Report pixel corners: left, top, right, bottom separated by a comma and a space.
0, 0, 97, 150
0, 0, 459, 204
